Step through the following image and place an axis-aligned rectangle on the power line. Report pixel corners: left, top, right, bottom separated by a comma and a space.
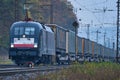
14, 0, 19, 21
73, 0, 106, 26
89, 0, 108, 7
73, 0, 116, 28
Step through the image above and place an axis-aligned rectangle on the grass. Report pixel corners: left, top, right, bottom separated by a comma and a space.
35, 62, 120, 80
0, 58, 13, 64
0, 60, 13, 64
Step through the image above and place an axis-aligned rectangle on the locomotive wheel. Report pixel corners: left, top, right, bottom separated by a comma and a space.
28, 62, 34, 68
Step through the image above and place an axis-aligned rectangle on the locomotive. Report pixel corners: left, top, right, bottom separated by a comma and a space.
9, 20, 116, 66
9, 21, 56, 66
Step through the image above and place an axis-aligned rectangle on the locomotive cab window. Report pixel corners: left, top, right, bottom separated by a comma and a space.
14, 26, 35, 35
25, 27, 35, 35
14, 27, 24, 35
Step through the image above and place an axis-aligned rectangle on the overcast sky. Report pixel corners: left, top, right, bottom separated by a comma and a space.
68, 0, 117, 48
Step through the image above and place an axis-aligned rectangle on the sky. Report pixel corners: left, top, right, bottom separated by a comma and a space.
67, 0, 117, 48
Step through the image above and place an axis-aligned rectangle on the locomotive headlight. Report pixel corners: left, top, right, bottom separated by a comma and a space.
11, 44, 14, 48
23, 35, 26, 38
34, 43, 38, 48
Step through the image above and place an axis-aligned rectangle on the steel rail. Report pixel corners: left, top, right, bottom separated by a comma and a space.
0, 65, 68, 76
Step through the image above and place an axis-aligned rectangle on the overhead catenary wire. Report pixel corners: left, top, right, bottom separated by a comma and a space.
73, 0, 116, 28
88, 0, 108, 7
70, 0, 117, 48
73, 0, 106, 27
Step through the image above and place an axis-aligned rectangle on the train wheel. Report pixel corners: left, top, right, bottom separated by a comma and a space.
28, 62, 34, 68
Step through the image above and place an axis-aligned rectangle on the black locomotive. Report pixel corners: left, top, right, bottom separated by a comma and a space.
9, 21, 55, 66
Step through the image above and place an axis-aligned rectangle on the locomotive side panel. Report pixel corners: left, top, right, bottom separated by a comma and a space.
46, 32, 55, 55
40, 30, 47, 55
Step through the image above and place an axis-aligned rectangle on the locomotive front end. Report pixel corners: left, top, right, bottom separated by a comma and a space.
9, 21, 41, 65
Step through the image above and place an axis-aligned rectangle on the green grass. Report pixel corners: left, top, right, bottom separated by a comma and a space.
35, 62, 120, 80
0, 58, 13, 64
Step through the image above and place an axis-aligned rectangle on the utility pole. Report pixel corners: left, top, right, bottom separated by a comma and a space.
14, 0, 19, 21
96, 29, 101, 58
39, 0, 53, 24
96, 30, 101, 43
87, 24, 90, 39
113, 42, 115, 50
103, 31, 106, 59
116, 0, 120, 62
50, 0, 53, 24
104, 31, 106, 47
87, 24, 90, 54
107, 38, 110, 48
72, 21, 79, 56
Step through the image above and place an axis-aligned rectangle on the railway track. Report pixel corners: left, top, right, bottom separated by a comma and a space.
0, 65, 68, 76
0, 64, 18, 68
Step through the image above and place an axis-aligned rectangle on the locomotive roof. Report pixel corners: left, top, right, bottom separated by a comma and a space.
11, 21, 43, 29
11, 21, 54, 33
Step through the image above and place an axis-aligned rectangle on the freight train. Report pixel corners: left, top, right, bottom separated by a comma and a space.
9, 20, 116, 67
